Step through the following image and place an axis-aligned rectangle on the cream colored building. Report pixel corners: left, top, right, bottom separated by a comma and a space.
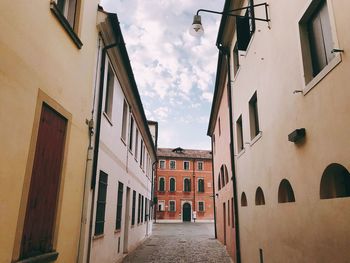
209, 0, 350, 262
0, 0, 100, 262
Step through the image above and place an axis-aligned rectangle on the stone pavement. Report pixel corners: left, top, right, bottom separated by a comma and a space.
122, 223, 233, 263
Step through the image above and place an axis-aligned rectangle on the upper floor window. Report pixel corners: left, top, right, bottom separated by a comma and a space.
140, 139, 144, 167
128, 115, 134, 151
183, 161, 190, 170
134, 129, 139, 161
237, 0, 255, 51
158, 177, 165, 192
159, 160, 166, 169
233, 42, 240, 77
236, 115, 244, 152
320, 163, 350, 199
170, 160, 176, 169
104, 63, 114, 120
56, 0, 79, 29
198, 178, 205, 192
121, 100, 128, 142
184, 178, 191, 192
197, 161, 203, 171
218, 117, 221, 136
169, 177, 176, 192
249, 92, 260, 140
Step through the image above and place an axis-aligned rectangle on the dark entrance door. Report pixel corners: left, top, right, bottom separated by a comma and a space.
20, 104, 67, 259
182, 203, 191, 222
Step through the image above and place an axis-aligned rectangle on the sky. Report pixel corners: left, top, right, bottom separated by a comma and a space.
100, 0, 225, 150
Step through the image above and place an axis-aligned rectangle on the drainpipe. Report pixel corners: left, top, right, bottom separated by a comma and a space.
217, 44, 241, 263
86, 41, 119, 263
154, 160, 158, 223
210, 139, 217, 238
151, 160, 157, 223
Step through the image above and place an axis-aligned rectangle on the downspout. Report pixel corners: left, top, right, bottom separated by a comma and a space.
76, 37, 101, 263
218, 44, 241, 263
210, 139, 217, 238
151, 160, 157, 223
86, 41, 119, 263
153, 161, 158, 223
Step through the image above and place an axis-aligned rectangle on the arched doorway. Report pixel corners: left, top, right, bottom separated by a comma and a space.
182, 203, 191, 222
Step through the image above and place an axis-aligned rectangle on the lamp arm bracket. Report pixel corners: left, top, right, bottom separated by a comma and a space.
197, 2, 270, 23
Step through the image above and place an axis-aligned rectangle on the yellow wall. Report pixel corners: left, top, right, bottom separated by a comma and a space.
228, 0, 350, 262
0, 0, 99, 261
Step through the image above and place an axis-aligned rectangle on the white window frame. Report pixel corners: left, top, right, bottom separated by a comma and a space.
183, 177, 191, 192
169, 177, 176, 192
198, 201, 205, 212
197, 178, 205, 193
158, 200, 165, 212
298, 0, 341, 94
158, 177, 166, 192
170, 160, 176, 170
183, 161, 190, 170
159, 160, 166, 169
121, 99, 128, 143
168, 200, 176, 212
197, 161, 203, 171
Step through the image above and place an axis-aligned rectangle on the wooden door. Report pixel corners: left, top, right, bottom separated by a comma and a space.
20, 104, 67, 259
182, 203, 191, 222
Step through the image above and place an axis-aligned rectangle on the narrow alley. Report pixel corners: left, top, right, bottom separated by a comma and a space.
123, 223, 232, 263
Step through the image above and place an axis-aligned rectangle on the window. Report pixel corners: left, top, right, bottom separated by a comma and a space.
218, 175, 221, 190
115, 182, 124, 230
145, 199, 148, 221
236, 115, 244, 152
131, 190, 136, 226
236, 0, 255, 51
231, 197, 234, 227
170, 160, 176, 169
198, 178, 205, 193
159, 160, 166, 169
104, 63, 114, 120
278, 179, 296, 203
184, 161, 190, 170
141, 196, 144, 223
158, 200, 165, 211
140, 139, 144, 167
218, 117, 221, 136
95, 171, 108, 235
233, 42, 240, 76
169, 177, 176, 192
135, 129, 139, 161
249, 92, 260, 139
158, 177, 165, 192
197, 161, 203, 171
198, 201, 205, 212
241, 192, 247, 207
220, 166, 226, 188
128, 115, 134, 151
299, 0, 336, 85
137, 194, 141, 224
56, 0, 79, 29
255, 187, 265, 206
169, 200, 176, 212
320, 163, 350, 199
121, 100, 128, 141
184, 178, 191, 192
212, 134, 216, 154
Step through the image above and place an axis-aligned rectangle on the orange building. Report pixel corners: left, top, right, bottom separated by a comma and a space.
155, 147, 214, 222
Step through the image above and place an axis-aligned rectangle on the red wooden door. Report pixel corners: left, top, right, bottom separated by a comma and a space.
20, 104, 67, 259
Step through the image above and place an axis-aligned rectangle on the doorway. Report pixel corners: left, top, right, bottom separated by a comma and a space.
182, 203, 191, 222
123, 187, 130, 253
20, 104, 67, 259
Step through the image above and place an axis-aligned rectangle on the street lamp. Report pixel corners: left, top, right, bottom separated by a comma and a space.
190, 3, 270, 37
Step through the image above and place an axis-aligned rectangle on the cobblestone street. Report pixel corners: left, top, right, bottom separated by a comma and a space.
123, 223, 232, 263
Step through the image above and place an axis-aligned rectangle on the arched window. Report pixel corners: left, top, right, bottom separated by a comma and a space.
224, 166, 229, 184
170, 177, 176, 192
320, 163, 350, 199
255, 187, 265, 205
218, 175, 221, 190
241, 192, 247, 207
220, 165, 225, 187
198, 178, 204, 192
159, 177, 165, 192
184, 178, 191, 192
278, 179, 295, 203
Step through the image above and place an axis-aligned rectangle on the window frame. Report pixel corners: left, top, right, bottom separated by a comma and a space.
159, 160, 166, 169
158, 200, 165, 212
197, 178, 205, 193
158, 177, 165, 192
183, 177, 191, 192
121, 100, 128, 143
249, 91, 260, 140
197, 161, 203, 171
169, 200, 176, 212
128, 114, 134, 152
198, 201, 205, 212
183, 161, 190, 170
131, 190, 136, 226
94, 171, 108, 236
170, 160, 176, 170
104, 62, 114, 121
115, 182, 124, 230
169, 177, 176, 192
236, 115, 244, 153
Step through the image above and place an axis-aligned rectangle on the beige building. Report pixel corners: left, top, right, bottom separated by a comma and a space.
0, 0, 100, 262
209, 0, 350, 262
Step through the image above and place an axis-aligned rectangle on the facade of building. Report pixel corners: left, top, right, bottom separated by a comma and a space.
85, 9, 157, 263
209, 0, 350, 262
0, 0, 100, 262
155, 148, 214, 223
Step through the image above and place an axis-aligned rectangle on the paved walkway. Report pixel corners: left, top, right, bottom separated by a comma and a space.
123, 223, 233, 263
